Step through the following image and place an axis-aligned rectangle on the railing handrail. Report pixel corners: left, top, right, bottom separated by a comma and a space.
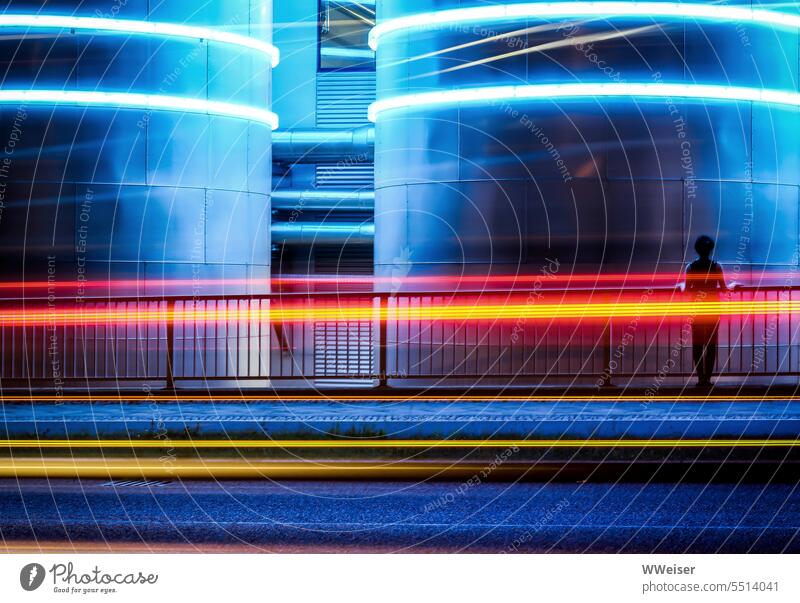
1, 281, 799, 388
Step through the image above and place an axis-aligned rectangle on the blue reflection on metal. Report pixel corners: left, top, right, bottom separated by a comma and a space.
0, 90, 279, 129
0, 14, 279, 66
369, 83, 800, 121
369, 2, 800, 50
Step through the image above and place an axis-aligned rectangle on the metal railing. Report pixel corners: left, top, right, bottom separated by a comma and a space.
0, 285, 798, 389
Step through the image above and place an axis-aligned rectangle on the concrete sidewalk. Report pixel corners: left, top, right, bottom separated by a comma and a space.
2, 398, 799, 440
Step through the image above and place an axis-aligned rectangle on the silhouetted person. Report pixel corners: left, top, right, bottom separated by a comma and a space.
685, 235, 727, 387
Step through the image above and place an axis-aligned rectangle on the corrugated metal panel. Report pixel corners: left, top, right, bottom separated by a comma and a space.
316, 71, 376, 127
315, 163, 374, 189
314, 245, 374, 276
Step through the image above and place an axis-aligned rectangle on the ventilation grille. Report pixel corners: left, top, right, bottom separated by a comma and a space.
314, 320, 374, 377
316, 71, 376, 127
315, 163, 374, 189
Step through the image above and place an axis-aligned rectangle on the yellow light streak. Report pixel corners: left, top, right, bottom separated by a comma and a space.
0, 453, 794, 480
0, 439, 796, 449
0, 459, 538, 480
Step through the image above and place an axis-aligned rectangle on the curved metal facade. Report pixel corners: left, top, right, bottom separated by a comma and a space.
373, 1, 800, 288
0, 0, 273, 297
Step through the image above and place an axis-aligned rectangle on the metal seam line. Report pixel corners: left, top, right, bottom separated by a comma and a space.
369, 83, 800, 122
0, 439, 797, 448
0, 14, 279, 66
0, 90, 279, 129
369, 2, 800, 50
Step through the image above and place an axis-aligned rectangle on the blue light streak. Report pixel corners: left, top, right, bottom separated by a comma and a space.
368, 83, 800, 121
0, 14, 279, 67
369, 2, 800, 50
0, 90, 279, 129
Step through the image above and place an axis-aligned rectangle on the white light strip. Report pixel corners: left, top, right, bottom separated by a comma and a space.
369, 2, 800, 50
0, 90, 279, 129
0, 14, 279, 67
368, 82, 800, 121
321, 47, 375, 59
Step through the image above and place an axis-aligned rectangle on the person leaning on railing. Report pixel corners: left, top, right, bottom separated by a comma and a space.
683, 235, 733, 387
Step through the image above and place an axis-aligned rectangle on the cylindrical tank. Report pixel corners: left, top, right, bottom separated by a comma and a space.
0, 0, 274, 298
372, 0, 800, 289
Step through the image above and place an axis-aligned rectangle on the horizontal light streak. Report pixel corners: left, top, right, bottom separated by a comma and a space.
410, 24, 656, 80
0, 299, 798, 325
369, 1, 800, 49
369, 83, 800, 121
0, 459, 488, 480
1, 273, 798, 289
0, 90, 278, 129
320, 46, 375, 59
0, 14, 279, 66
1, 455, 794, 480
0, 439, 796, 448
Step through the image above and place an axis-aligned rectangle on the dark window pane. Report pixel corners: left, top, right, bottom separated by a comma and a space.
319, 0, 375, 71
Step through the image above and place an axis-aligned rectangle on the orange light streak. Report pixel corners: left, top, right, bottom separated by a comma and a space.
0, 299, 796, 325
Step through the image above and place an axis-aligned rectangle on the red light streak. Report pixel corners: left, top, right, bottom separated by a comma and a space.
0, 272, 797, 293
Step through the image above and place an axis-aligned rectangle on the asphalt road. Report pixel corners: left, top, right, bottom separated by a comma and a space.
1, 478, 799, 552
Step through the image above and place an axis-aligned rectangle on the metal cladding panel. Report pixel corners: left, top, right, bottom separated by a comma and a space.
80, 184, 203, 263
374, 0, 800, 286
146, 113, 211, 188
206, 191, 272, 264
0, 0, 148, 16
375, 109, 460, 185
0, 0, 273, 295
0, 36, 79, 89
686, 181, 800, 266
404, 180, 526, 265
752, 104, 800, 186
0, 181, 76, 261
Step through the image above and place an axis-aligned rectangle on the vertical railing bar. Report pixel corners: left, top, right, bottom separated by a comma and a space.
790, 289, 794, 375
601, 320, 612, 387
248, 298, 253, 378
776, 289, 781, 374
378, 294, 388, 387
165, 299, 175, 391
751, 290, 756, 375
257, 298, 263, 378
739, 289, 744, 375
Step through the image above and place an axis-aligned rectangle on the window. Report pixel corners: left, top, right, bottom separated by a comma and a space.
319, 0, 375, 71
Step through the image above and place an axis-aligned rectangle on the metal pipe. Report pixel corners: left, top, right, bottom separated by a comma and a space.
272, 222, 374, 245
272, 190, 374, 211
272, 125, 374, 162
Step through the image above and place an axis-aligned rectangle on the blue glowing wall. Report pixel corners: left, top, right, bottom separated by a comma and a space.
0, 0, 274, 296
373, 1, 800, 286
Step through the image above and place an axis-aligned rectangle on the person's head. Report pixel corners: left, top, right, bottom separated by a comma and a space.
694, 235, 715, 258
